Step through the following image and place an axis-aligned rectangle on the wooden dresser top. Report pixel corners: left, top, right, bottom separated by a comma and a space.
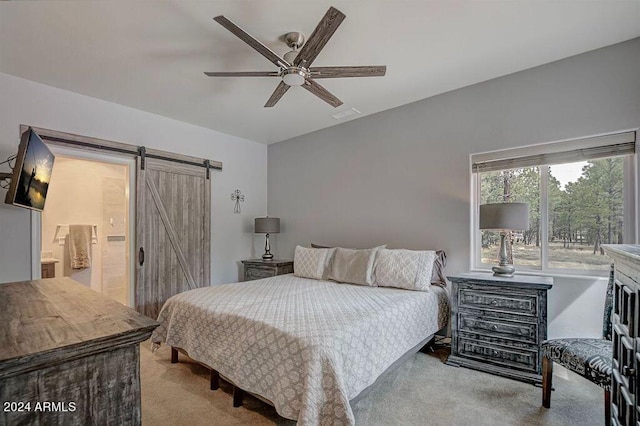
0, 277, 158, 378
241, 259, 293, 266
448, 272, 553, 289
603, 244, 640, 262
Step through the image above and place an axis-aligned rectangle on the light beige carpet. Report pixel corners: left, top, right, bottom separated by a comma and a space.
141, 342, 603, 425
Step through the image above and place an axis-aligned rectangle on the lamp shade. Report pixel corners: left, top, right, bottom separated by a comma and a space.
479, 203, 529, 230
255, 217, 280, 234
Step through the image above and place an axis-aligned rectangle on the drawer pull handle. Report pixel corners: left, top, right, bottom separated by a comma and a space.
490, 300, 498, 306
491, 325, 498, 331
493, 350, 499, 356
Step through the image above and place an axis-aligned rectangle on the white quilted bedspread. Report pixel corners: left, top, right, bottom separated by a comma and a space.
151, 274, 449, 425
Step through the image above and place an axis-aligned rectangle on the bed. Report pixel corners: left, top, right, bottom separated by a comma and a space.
151, 273, 449, 425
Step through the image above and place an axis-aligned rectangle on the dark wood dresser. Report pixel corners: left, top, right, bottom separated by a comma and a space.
603, 244, 640, 426
447, 273, 553, 385
241, 259, 294, 281
0, 277, 158, 425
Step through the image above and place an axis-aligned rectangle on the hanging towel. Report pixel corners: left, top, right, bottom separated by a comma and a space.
69, 224, 92, 269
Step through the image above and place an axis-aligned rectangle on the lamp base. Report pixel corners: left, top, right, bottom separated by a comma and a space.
492, 231, 515, 277
492, 264, 515, 278
262, 233, 274, 260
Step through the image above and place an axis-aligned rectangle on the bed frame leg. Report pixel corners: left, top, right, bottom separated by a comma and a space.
419, 337, 436, 353
233, 385, 244, 407
171, 347, 179, 364
210, 369, 220, 391
426, 337, 436, 352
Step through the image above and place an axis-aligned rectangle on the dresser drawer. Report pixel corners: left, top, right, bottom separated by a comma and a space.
615, 278, 637, 338
459, 287, 538, 316
458, 313, 538, 344
615, 262, 640, 288
245, 268, 275, 280
457, 338, 538, 372
611, 369, 635, 426
279, 264, 294, 275
242, 260, 294, 282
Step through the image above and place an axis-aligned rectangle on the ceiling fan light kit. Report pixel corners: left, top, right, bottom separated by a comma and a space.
205, 7, 387, 108
282, 68, 307, 86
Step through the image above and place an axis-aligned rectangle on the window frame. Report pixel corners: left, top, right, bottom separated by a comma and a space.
470, 133, 637, 278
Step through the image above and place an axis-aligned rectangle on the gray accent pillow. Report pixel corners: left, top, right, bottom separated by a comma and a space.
327, 246, 385, 286
432, 250, 447, 287
311, 243, 331, 248
314, 243, 447, 287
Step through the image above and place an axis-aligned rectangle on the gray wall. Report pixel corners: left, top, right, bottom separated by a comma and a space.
0, 73, 268, 285
268, 38, 640, 339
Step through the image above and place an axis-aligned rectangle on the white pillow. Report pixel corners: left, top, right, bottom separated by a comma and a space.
375, 249, 436, 291
294, 246, 334, 280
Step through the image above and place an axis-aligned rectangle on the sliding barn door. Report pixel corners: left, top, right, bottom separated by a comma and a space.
136, 158, 211, 318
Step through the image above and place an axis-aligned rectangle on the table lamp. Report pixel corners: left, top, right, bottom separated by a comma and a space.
255, 217, 280, 260
480, 203, 529, 277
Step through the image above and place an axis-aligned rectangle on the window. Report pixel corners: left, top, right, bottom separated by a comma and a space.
472, 131, 636, 275
479, 167, 541, 269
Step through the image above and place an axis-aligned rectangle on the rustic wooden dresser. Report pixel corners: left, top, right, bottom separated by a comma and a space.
447, 272, 553, 384
603, 244, 640, 426
0, 277, 158, 425
241, 259, 294, 281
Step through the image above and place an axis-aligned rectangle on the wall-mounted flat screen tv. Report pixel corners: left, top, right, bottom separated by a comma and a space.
4, 128, 55, 211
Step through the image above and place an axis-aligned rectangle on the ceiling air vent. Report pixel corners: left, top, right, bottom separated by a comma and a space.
331, 108, 361, 120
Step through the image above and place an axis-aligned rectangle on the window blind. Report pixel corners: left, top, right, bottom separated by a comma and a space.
472, 131, 636, 173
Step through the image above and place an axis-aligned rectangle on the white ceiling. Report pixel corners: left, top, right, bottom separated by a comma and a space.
1, 1, 639, 144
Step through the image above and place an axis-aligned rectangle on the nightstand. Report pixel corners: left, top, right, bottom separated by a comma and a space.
446, 272, 553, 385
241, 259, 294, 281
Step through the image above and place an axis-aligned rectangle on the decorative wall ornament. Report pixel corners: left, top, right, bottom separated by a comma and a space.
231, 189, 245, 214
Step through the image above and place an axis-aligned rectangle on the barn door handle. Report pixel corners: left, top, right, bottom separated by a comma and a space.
139, 247, 145, 266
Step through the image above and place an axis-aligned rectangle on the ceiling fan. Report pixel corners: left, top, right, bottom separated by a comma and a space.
204, 7, 387, 108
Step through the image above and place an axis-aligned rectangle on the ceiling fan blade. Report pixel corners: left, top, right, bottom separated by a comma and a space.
214, 15, 290, 68
309, 66, 386, 78
294, 7, 345, 67
204, 71, 280, 77
302, 79, 343, 108
264, 81, 291, 107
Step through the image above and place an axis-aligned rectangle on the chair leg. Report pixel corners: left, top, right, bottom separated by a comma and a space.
542, 356, 553, 408
171, 347, 179, 364
604, 390, 611, 426
210, 369, 220, 391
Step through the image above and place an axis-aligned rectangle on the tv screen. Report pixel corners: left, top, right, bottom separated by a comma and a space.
4, 128, 55, 211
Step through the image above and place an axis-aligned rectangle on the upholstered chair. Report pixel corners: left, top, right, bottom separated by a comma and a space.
541, 264, 614, 426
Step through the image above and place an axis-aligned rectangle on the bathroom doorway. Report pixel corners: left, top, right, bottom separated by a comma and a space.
28, 125, 217, 317
40, 150, 134, 306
